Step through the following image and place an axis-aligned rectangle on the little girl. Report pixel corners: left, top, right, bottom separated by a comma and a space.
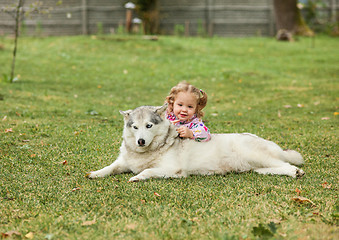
165, 82, 211, 142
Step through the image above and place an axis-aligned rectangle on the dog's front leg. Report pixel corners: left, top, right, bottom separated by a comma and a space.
86, 155, 130, 179
128, 168, 186, 182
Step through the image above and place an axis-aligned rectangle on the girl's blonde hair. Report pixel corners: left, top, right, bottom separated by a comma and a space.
166, 81, 208, 118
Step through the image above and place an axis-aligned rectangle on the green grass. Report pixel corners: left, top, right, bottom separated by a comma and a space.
0, 35, 338, 239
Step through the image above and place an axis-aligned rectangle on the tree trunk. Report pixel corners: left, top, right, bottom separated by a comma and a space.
136, 0, 159, 34
273, 0, 298, 32
273, 0, 313, 36
10, 0, 24, 83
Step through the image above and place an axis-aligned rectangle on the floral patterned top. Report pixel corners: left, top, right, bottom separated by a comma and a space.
166, 112, 211, 142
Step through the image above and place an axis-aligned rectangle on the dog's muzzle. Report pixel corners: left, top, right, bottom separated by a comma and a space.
137, 138, 146, 147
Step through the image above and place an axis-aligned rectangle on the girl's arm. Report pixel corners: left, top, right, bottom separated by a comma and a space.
190, 120, 211, 142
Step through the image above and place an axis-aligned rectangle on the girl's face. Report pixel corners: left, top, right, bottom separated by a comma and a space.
173, 91, 197, 122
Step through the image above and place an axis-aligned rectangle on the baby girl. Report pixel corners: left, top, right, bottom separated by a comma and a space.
165, 82, 211, 142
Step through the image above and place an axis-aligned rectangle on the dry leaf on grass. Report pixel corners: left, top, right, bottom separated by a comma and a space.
292, 196, 315, 205
71, 187, 80, 192
5, 128, 13, 133
321, 182, 332, 189
25, 232, 34, 239
154, 192, 161, 197
1, 230, 21, 238
295, 188, 302, 195
126, 223, 137, 230
81, 219, 96, 226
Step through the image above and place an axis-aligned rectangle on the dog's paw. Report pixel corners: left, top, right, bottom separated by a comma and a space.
128, 175, 146, 182
85, 172, 95, 179
296, 169, 305, 179
86, 171, 102, 179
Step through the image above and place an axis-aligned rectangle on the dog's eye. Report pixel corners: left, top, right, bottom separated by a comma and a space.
133, 126, 138, 130
146, 124, 153, 129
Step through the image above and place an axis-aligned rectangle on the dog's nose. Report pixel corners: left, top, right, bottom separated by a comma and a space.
138, 138, 146, 146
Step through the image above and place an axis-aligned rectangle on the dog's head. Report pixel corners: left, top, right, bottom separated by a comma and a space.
120, 103, 170, 152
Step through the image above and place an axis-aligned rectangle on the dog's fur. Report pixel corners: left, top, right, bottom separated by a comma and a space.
87, 104, 305, 182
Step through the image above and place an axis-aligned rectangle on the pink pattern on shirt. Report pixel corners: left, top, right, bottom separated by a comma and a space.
166, 112, 211, 142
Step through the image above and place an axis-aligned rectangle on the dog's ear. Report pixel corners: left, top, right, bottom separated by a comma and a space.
119, 109, 132, 120
155, 103, 168, 117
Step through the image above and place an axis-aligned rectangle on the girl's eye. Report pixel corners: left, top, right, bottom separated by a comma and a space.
146, 124, 153, 129
188, 106, 193, 109
178, 104, 182, 107
133, 126, 138, 130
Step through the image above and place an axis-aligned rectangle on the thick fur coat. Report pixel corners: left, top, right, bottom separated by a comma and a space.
87, 104, 305, 181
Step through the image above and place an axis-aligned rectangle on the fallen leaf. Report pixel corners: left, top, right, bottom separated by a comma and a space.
82, 219, 96, 226
292, 196, 315, 205
154, 192, 161, 197
295, 188, 301, 195
321, 182, 332, 189
2, 116, 7, 121
297, 104, 304, 108
1, 231, 21, 238
237, 112, 243, 116
252, 223, 275, 238
30, 154, 36, 158
5, 128, 13, 133
71, 187, 80, 192
126, 223, 137, 230
334, 112, 339, 116
45, 233, 54, 240
283, 105, 292, 108
278, 110, 281, 118
62, 160, 67, 165
25, 232, 34, 239
321, 117, 330, 120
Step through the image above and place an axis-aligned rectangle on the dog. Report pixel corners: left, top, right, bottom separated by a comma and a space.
86, 104, 305, 182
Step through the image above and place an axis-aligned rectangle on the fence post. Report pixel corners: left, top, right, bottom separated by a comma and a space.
185, 20, 190, 36
267, 0, 275, 36
206, 0, 214, 36
330, 0, 337, 23
82, 0, 88, 35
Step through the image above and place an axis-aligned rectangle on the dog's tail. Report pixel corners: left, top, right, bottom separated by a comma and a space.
282, 150, 304, 166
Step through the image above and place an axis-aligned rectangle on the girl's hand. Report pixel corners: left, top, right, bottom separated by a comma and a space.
170, 119, 180, 124
177, 126, 194, 139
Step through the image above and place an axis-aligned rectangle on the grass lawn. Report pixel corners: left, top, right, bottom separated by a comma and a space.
0, 34, 338, 239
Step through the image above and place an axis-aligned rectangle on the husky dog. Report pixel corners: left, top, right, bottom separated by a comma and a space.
87, 104, 305, 182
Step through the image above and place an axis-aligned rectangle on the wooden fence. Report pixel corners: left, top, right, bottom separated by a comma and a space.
0, 0, 338, 37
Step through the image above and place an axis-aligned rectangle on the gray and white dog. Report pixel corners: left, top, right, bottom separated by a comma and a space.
87, 104, 305, 182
